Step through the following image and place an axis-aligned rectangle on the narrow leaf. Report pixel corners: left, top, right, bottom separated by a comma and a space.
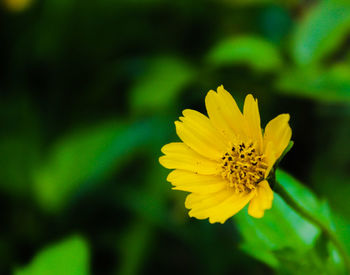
292, 1, 350, 65
15, 236, 89, 275
207, 36, 282, 72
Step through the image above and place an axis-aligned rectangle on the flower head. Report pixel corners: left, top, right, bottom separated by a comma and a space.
159, 85, 292, 223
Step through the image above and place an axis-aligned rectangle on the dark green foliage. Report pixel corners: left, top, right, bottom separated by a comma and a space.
1, 0, 350, 274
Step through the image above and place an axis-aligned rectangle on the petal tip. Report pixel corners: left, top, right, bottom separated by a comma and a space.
253, 213, 264, 219
158, 156, 166, 167
181, 109, 194, 117
160, 144, 168, 154
217, 85, 227, 94
248, 206, 264, 218
174, 120, 182, 130
205, 89, 218, 99
166, 170, 175, 181
244, 93, 256, 104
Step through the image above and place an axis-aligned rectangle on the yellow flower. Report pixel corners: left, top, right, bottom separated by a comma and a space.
159, 85, 292, 223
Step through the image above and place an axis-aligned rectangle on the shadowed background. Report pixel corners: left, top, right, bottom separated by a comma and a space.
1, 0, 350, 274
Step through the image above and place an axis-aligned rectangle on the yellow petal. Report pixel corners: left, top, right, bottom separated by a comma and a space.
186, 190, 254, 224
248, 180, 273, 218
159, 142, 219, 175
205, 85, 248, 141
185, 190, 231, 210
176, 109, 227, 160
167, 170, 227, 194
263, 141, 276, 178
263, 114, 292, 161
243, 94, 263, 152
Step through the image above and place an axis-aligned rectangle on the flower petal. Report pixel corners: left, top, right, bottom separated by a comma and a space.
263, 141, 276, 178
205, 85, 248, 141
176, 109, 227, 160
185, 189, 230, 210
167, 170, 227, 194
248, 180, 273, 218
186, 190, 254, 224
243, 94, 263, 152
159, 142, 220, 175
263, 114, 292, 161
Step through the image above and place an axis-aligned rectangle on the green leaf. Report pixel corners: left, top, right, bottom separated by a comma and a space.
235, 194, 319, 251
207, 36, 282, 72
272, 247, 326, 275
235, 194, 320, 272
33, 119, 160, 212
276, 170, 333, 227
234, 170, 336, 271
292, 0, 350, 66
129, 56, 194, 112
15, 236, 89, 275
276, 64, 350, 103
240, 243, 279, 268
276, 171, 350, 273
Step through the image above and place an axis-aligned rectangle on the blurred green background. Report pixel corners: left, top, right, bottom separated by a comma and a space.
1, 0, 350, 274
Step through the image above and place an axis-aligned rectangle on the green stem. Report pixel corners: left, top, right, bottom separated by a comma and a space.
274, 180, 350, 273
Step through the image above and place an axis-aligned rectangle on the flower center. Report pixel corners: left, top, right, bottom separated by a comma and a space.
220, 142, 268, 193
